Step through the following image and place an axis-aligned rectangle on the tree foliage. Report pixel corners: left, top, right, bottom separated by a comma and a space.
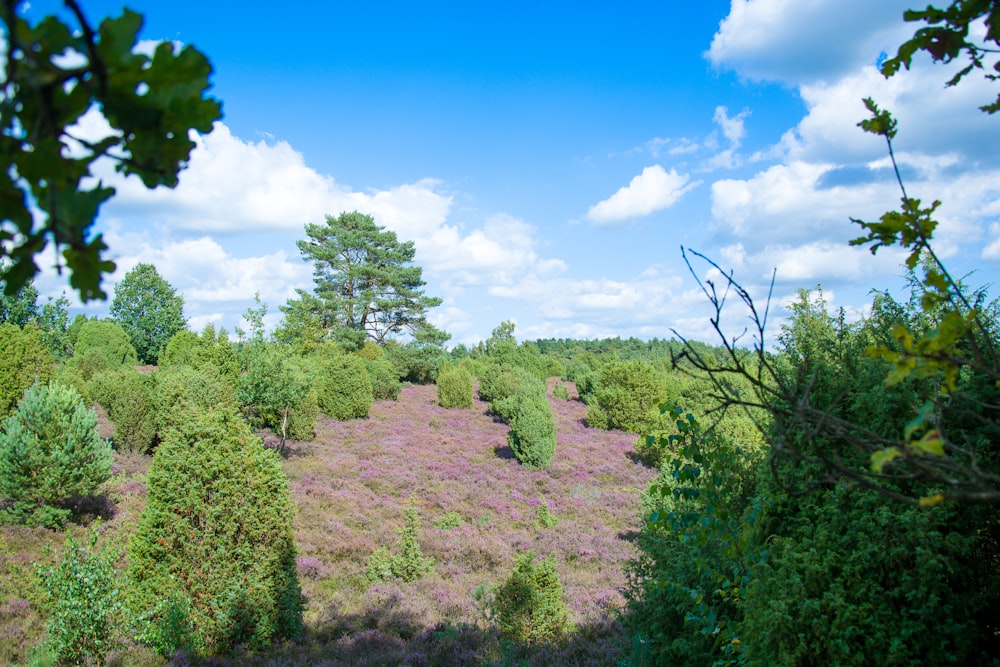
0, 272, 38, 326
35, 526, 122, 665
0, 322, 54, 418
0, 1, 221, 300
127, 408, 303, 655
73, 318, 138, 368
488, 552, 570, 646
110, 263, 186, 364
283, 211, 443, 345
0, 380, 113, 528
437, 364, 474, 408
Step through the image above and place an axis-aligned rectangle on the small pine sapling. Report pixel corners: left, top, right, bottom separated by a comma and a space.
390, 504, 434, 582
535, 496, 558, 529
0, 381, 113, 527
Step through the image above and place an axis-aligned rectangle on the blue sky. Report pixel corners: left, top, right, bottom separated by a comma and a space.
23, 1, 1000, 346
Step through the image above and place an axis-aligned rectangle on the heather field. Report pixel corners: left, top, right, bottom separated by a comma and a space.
0, 380, 657, 666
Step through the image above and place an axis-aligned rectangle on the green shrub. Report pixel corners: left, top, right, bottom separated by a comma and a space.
478, 363, 522, 405
588, 360, 664, 433
483, 365, 556, 468
56, 348, 112, 403
535, 496, 558, 529
285, 387, 319, 442
158, 329, 201, 368
73, 319, 138, 368
127, 408, 303, 655
153, 365, 239, 437
35, 526, 121, 665
489, 552, 570, 645
575, 369, 599, 405
362, 357, 402, 401
543, 357, 565, 381
622, 404, 769, 666
313, 352, 373, 420
564, 358, 595, 384
483, 366, 545, 416
365, 546, 393, 584
433, 511, 465, 530
0, 381, 113, 528
584, 404, 609, 430
365, 505, 434, 584
504, 391, 557, 469
389, 505, 435, 582
437, 365, 474, 408
356, 341, 384, 361
238, 347, 317, 443
384, 341, 447, 384
0, 322, 54, 418
89, 368, 158, 454
196, 325, 240, 388
160, 325, 240, 389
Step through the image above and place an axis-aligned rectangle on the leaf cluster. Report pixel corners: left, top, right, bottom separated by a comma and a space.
881, 0, 1000, 113
0, 2, 221, 299
35, 526, 122, 665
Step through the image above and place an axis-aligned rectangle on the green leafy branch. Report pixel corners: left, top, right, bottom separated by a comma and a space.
851, 99, 1000, 503
881, 0, 1000, 113
1, 0, 222, 300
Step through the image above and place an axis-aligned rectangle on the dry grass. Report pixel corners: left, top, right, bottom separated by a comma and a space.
0, 380, 655, 666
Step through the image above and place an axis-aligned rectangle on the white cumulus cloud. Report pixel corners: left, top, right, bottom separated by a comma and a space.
707, 0, 912, 84
586, 165, 699, 224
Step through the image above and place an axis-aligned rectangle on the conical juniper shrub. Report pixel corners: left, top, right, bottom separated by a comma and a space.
487, 370, 556, 468
585, 359, 664, 433
127, 407, 303, 655
312, 352, 373, 420
489, 551, 571, 645
478, 363, 540, 405
152, 365, 239, 439
0, 380, 112, 528
503, 389, 557, 469
73, 319, 138, 368
437, 364, 474, 408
